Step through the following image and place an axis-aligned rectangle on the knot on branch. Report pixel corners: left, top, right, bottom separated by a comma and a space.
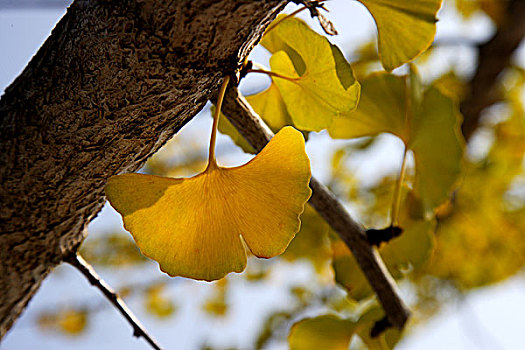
366, 225, 403, 247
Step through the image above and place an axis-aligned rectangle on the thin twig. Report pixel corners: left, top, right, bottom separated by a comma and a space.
217, 86, 410, 329
66, 254, 163, 350
264, 6, 309, 34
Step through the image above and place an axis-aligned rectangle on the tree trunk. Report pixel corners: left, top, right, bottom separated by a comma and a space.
0, 0, 286, 337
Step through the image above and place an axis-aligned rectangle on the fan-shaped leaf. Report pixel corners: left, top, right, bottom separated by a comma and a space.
106, 127, 312, 281
329, 72, 463, 215
258, 16, 360, 131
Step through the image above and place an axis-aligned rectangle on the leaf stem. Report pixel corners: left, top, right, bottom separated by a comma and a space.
208, 76, 230, 169
247, 69, 299, 82
66, 254, 163, 350
391, 146, 408, 227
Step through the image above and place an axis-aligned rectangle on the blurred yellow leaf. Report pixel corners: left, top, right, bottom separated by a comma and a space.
455, 0, 505, 24
80, 233, 146, 267
357, 0, 442, 71
145, 283, 176, 318
288, 307, 401, 350
203, 279, 229, 317
106, 127, 311, 281
432, 71, 468, 102
288, 315, 355, 350
38, 308, 88, 336
58, 309, 88, 335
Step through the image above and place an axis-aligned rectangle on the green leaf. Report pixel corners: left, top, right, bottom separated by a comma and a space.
289, 315, 355, 350
329, 72, 464, 215
357, 0, 442, 71
328, 73, 407, 140
259, 16, 360, 131
410, 85, 464, 212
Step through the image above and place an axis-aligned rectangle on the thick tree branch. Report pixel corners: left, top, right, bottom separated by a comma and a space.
66, 254, 162, 350
219, 86, 410, 330
0, 0, 288, 337
461, 0, 525, 140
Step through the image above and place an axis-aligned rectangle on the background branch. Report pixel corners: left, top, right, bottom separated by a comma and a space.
460, 0, 525, 140
218, 86, 410, 330
66, 254, 163, 350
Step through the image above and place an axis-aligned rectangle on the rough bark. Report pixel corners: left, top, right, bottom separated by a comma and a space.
0, 0, 287, 337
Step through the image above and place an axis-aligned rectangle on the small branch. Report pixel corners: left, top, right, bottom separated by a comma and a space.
290, 0, 337, 35
265, 6, 309, 34
66, 254, 163, 350
217, 86, 410, 330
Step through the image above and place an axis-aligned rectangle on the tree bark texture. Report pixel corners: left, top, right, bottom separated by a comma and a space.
0, 0, 287, 337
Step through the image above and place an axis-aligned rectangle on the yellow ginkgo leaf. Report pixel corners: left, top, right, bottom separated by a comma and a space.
260, 16, 360, 131
106, 126, 312, 281
357, 0, 442, 71
260, 15, 307, 76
